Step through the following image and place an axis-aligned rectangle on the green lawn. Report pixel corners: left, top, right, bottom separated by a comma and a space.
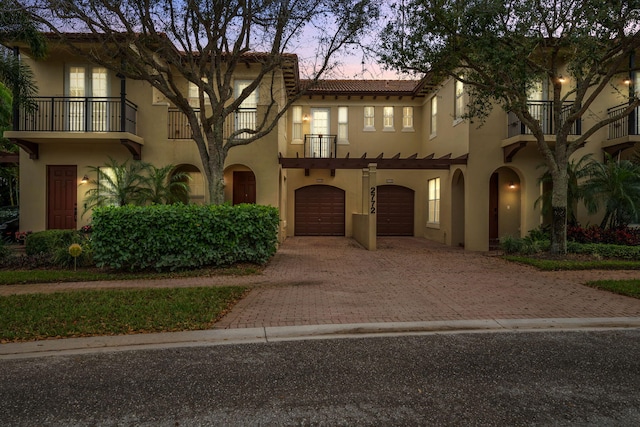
0, 265, 261, 286
0, 286, 247, 342
504, 256, 640, 271
587, 280, 640, 299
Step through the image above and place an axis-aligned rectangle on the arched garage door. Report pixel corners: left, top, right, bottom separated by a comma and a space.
377, 185, 414, 236
295, 185, 345, 236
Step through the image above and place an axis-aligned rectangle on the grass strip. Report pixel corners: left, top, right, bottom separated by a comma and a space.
0, 286, 247, 342
0, 265, 260, 286
504, 256, 640, 271
586, 280, 640, 299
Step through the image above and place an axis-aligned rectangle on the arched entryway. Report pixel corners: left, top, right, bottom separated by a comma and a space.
295, 185, 345, 236
489, 167, 521, 249
376, 185, 414, 236
451, 169, 465, 248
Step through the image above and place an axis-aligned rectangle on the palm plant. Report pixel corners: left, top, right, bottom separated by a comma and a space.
535, 154, 593, 226
142, 164, 191, 205
82, 157, 150, 214
582, 154, 640, 228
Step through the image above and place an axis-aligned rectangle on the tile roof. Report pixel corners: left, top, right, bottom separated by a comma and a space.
301, 79, 422, 95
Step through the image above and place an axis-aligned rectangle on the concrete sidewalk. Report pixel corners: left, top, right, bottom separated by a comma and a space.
2, 237, 640, 358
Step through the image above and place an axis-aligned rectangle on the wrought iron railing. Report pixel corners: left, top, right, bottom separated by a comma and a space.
507, 101, 581, 137
14, 96, 137, 134
167, 107, 257, 140
607, 103, 639, 140
304, 134, 337, 158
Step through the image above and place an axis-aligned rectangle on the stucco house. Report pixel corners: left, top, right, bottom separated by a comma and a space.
3, 36, 638, 251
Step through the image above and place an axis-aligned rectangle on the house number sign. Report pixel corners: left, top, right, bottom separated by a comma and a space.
370, 186, 376, 214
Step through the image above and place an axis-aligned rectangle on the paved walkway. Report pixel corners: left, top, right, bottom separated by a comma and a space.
3, 237, 640, 329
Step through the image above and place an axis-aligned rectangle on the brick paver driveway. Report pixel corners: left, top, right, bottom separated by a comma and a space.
215, 237, 640, 328
3, 237, 640, 329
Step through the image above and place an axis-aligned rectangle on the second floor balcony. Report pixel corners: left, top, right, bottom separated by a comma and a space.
14, 96, 137, 134
507, 101, 581, 138
6, 96, 142, 160
168, 108, 257, 140
607, 103, 639, 140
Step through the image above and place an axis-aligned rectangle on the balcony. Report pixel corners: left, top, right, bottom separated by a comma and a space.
168, 107, 258, 140
6, 96, 142, 160
507, 101, 581, 138
604, 103, 640, 156
304, 134, 337, 158
503, 101, 581, 162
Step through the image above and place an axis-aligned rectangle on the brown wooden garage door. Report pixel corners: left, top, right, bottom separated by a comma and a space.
295, 185, 345, 236
377, 185, 414, 236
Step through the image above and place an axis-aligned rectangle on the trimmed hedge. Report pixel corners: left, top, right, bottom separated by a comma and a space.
566, 242, 640, 260
91, 203, 279, 270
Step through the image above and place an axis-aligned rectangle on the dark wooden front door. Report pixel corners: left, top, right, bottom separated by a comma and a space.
47, 165, 77, 229
233, 171, 256, 204
295, 185, 345, 236
377, 185, 414, 236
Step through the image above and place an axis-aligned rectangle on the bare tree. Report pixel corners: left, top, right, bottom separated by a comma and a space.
18, 0, 377, 203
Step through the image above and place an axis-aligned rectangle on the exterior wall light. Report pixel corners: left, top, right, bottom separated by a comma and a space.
81, 175, 89, 184
508, 181, 516, 189
558, 75, 566, 83
303, 114, 310, 122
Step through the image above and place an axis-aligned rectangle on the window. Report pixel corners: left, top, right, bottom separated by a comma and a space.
234, 80, 258, 139
430, 96, 437, 137
364, 106, 375, 131
97, 167, 118, 207
454, 78, 464, 121
402, 107, 414, 131
67, 66, 108, 131
292, 106, 303, 143
338, 106, 348, 143
383, 106, 394, 131
428, 178, 440, 224
189, 78, 210, 108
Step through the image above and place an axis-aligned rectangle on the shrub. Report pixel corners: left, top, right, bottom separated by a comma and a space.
91, 203, 279, 271
567, 225, 640, 246
25, 230, 81, 256
567, 242, 640, 260
500, 235, 522, 254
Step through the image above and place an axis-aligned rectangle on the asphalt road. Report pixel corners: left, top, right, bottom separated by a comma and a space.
2, 330, 640, 426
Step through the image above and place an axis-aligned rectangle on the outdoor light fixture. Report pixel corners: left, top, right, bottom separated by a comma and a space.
558, 75, 566, 83
303, 114, 310, 122
624, 78, 632, 85
81, 175, 89, 184
509, 181, 516, 189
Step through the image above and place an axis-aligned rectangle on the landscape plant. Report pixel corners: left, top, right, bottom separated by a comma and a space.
91, 203, 279, 271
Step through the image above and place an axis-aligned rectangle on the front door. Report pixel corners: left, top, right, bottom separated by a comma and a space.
47, 165, 77, 229
233, 171, 256, 204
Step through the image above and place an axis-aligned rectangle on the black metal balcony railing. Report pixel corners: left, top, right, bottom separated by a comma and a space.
304, 134, 337, 158
14, 97, 137, 134
508, 101, 581, 138
607, 103, 639, 140
167, 107, 258, 140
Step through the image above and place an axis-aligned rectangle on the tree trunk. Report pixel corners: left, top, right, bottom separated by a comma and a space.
202, 124, 227, 205
550, 170, 569, 254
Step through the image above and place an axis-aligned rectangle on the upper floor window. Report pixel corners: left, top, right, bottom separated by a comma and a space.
402, 106, 414, 131
383, 106, 394, 131
364, 106, 375, 131
454, 78, 464, 121
292, 106, 303, 142
189, 78, 210, 107
338, 106, 349, 143
430, 96, 437, 137
428, 177, 440, 225
235, 80, 258, 139
66, 66, 108, 131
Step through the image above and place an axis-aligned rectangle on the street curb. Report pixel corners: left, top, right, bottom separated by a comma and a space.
2, 317, 640, 360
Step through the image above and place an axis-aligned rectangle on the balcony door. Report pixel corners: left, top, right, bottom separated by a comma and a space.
67, 66, 109, 131
527, 80, 549, 134
309, 108, 330, 157
234, 80, 257, 139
